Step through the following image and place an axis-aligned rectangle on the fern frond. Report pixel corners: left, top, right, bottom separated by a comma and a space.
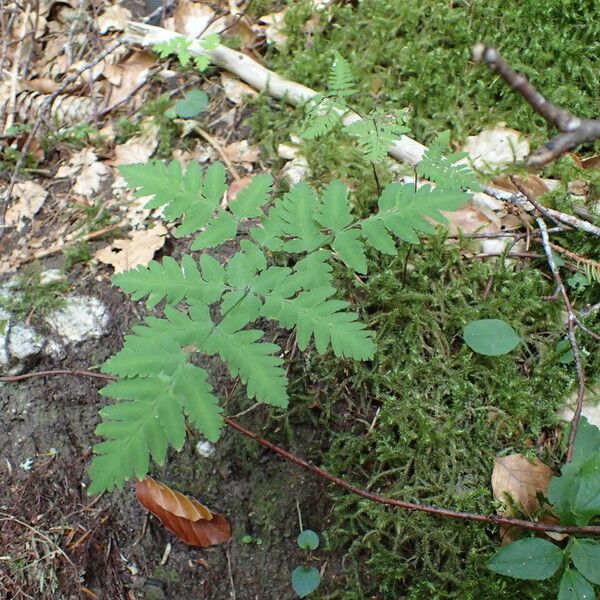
89, 362, 222, 494
262, 286, 375, 360
416, 130, 481, 192
228, 174, 273, 219
300, 96, 344, 139
112, 254, 226, 308
153, 38, 193, 66
274, 182, 328, 252
361, 182, 469, 245
328, 51, 357, 99
343, 109, 410, 163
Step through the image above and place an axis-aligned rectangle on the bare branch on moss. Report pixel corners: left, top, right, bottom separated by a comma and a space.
472, 43, 600, 168
3, 368, 600, 536
510, 176, 587, 462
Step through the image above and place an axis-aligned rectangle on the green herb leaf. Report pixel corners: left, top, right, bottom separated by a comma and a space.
558, 568, 596, 600
175, 89, 209, 118
297, 530, 320, 550
463, 319, 521, 356
291, 566, 321, 598
570, 539, 600, 585
487, 538, 563, 580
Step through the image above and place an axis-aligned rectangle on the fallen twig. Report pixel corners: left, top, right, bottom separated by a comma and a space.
510, 176, 587, 462
2, 368, 600, 537
472, 44, 600, 168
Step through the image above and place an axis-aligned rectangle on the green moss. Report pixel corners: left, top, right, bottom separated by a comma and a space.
1, 263, 69, 321
247, 0, 600, 185
283, 236, 599, 599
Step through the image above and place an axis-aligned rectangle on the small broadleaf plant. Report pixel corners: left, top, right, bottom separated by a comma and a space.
292, 529, 321, 597
488, 417, 600, 599
300, 52, 411, 165
87, 136, 475, 494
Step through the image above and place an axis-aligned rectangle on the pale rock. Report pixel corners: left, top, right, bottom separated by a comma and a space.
195, 440, 216, 458
45, 296, 109, 342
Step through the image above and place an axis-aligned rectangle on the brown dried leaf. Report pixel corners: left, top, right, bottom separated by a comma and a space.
173, 2, 224, 37
222, 140, 260, 164
258, 10, 288, 47
5, 181, 48, 231
492, 174, 550, 199
136, 477, 231, 547
94, 224, 167, 273
220, 73, 258, 104
581, 154, 600, 169
107, 51, 155, 108
491, 454, 552, 517
97, 3, 132, 34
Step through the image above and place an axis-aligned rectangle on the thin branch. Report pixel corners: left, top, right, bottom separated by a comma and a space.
481, 184, 600, 237
472, 44, 600, 168
510, 176, 587, 462
3, 368, 600, 536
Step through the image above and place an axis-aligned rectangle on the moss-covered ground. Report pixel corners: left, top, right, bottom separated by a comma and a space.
241, 1, 600, 597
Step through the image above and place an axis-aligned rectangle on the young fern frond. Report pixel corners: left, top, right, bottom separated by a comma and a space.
416, 130, 481, 192
343, 109, 410, 164
328, 51, 357, 100
91, 147, 475, 493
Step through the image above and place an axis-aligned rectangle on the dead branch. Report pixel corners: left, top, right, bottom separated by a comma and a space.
3, 368, 600, 537
472, 44, 600, 168
510, 176, 587, 462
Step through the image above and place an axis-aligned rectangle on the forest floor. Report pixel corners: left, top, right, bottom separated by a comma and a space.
1, 1, 599, 599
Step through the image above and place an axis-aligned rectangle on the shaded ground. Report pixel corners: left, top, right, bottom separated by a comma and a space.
0, 267, 334, 599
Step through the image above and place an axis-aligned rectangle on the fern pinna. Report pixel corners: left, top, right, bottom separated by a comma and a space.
89, 141, 476, 494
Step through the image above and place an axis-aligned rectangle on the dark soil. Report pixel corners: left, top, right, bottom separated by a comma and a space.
0, 264, 335, 599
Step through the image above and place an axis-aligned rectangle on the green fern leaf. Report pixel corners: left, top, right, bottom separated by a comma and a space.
250, 206, 286, 251
90, 375, 182, 492
101, 336, 186, 378
317, 180, 353, 231
118, 160, 193, 210
262, 286, 374, 360
416, 130, 481, 191
172, 363, 223, 442
112, 254, 226, 308
328, 51, 356, 99
332, 229, 367, 273
153, 38, 192, 66
301, 97, 344, 139
361, 183, 469, 245
202, 316, 288, 407
228, 174, 273, 219
190, 209, 237, 250
344, 109, 410, 163
276, 182, 328, 252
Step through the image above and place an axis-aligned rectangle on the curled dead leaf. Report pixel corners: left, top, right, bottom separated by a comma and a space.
136, 477, 231, 547
492, 174, 550, 199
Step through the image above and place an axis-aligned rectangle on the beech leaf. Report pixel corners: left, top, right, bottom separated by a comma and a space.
135, 477, 231, 547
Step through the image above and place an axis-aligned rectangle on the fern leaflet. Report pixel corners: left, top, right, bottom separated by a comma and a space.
416, 130, 481, 192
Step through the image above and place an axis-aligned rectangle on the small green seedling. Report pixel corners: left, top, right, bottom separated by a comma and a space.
292, 530, 321, 598
241, 534, 263, 546
173, 89, 209, 119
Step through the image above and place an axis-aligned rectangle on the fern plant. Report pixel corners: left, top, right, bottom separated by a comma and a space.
300, 52, 410, 164
88, 137, 475, 494
153, 33, 220, 72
